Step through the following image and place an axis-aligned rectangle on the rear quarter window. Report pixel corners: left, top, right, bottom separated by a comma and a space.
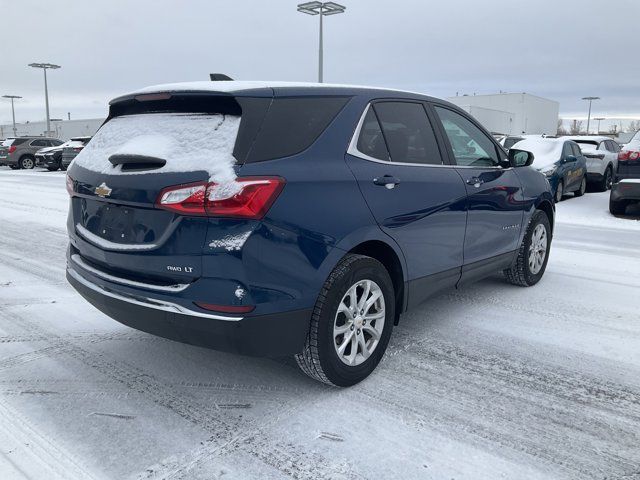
245, 97, 350, 162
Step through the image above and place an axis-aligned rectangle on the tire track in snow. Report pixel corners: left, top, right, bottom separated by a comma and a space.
3, 305, 361, 480
360, 335, 640, 480
0, 400, 106, 480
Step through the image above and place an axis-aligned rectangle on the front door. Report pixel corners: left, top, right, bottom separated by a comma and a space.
431, 105, 525, 278
345, 101, 468, 307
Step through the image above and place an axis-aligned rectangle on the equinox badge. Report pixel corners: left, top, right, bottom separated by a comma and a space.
94, 182, 112, 198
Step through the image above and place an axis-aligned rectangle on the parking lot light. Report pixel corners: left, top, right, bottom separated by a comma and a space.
581, 96, 600, 134
593, 117, 605, 134
28, 63, 61, 136
297, 2, 346, 83
2, 95, 22, 137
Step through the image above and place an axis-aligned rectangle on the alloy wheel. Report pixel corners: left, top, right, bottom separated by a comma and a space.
333, 279, 386, 366
528, 224, 548, 275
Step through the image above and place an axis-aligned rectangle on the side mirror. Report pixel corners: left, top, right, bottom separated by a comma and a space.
508, 149, 534, 167
564, 155, 577, 163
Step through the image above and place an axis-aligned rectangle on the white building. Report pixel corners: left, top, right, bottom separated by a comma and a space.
446, 93, 559, 136
0, 118, 104, 141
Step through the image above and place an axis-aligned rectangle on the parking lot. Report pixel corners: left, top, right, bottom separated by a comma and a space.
0, 167, 638, 479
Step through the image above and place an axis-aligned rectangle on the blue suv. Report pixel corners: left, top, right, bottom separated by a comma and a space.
66, 81, 554, 386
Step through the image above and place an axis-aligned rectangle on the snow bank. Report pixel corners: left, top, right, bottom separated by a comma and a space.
73, 113, 241, 183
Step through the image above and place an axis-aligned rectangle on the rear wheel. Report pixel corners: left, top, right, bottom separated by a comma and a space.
574, 176, 587, 197
295, 254, 395, 387
554, 180, 564, 203
19, 156, 35, 169
609, 198, 628, 216
504, 210, 551, 287
598, 166, 613, 192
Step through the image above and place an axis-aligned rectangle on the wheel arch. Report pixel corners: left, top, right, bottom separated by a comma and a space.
535, 198, 555, 235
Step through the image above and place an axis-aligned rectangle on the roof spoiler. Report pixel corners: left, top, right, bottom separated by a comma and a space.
210, 73, 233, 81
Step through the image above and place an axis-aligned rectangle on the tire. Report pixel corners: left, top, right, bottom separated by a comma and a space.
9, 165, 19, 170
598, 166, 613, 192
19, 156, 35, 169
295, 254, 395, 387
574, 176, 587, 197
554, 180, 564, 203
504, 210, 551, 287
609, 198, 628, 216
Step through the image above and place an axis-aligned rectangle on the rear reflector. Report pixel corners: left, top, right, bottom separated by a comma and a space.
156, 177, 285, 219
194, 302, 255, 314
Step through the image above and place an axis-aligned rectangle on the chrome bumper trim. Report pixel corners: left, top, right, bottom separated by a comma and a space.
67, 267, 243, 322
76, 223, 159, 252
70, 254, 189, 293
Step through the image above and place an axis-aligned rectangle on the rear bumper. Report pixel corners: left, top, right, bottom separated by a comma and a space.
67, 262, 312, 357
0, 155, 17, 166
611, 181, 640, 202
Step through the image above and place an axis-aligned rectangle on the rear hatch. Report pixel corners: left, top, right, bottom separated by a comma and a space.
617, 149, 640, 180
66, 94, 247, 285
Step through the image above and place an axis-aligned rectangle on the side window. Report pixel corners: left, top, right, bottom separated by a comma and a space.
356, 107, 389, 161
51, 139, 63, 146
433, 106, 500, 167
30, 139, 47, 147
571, 143, 582, 156
597, 141, 608, 151
373, 102, 443, 165
607, 140, 619, 152
562, 143, 573, 158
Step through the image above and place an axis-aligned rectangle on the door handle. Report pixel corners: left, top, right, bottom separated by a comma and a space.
373, 175, 400, 189
466, 177, 485, 188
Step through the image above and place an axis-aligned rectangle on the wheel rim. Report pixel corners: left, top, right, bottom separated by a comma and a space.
555, 182, 563, 202
22, 158, 34, 169
333, 279, 386, 366
528, 224, 548, 275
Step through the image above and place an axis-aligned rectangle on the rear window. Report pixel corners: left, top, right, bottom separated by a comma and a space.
73, 113, 240, 181
575, 140, 597, 150
2, 138, 27, 147
245, 97, 350, 163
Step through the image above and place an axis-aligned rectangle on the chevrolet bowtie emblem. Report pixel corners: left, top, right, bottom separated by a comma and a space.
94, 182, 112, 198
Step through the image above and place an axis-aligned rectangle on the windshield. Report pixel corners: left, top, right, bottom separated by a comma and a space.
504, 137, 524, 150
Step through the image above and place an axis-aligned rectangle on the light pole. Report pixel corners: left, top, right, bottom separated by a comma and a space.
297, 2, 346, 83
28, 62, 61, 135
581, 96, 600, 134
2, 95, 22, 137
593, 117, 605, 134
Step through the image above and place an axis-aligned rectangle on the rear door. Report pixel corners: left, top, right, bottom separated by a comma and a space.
345, 100, 467, 306
431, 104, 525, 274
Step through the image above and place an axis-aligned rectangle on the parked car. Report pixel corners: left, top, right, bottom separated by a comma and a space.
610, 134, 640, 214
61, 136, 92, 169
565, 136, 619, 191
512, 137, 587, 202
66, 81, 554, 386
0, 136, 63, 169
35, 144, 64, 170
499, 134, 556, 151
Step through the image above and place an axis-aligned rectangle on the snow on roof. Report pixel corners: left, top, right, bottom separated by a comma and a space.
117, 80, 424, 101
565, 135, 609, 142
511, 137, 564, 168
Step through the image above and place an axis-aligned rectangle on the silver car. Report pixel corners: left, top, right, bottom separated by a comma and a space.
566, 136, 619, 191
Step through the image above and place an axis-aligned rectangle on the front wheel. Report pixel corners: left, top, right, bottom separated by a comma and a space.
504, 210, 551, 287
574, 176, 587, 197
295, 254, 395, 387
598, 166, 613, 192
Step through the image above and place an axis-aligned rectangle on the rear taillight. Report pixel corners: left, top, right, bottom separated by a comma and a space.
73, 147, 83, 153
7, 146, 16, 154
156, 177, 285, 219
585, 153, 605, 159
619, 150, 640, 161
66, 175, 75, 196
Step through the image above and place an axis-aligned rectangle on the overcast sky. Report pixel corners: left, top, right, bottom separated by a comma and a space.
1, 0, 639, 130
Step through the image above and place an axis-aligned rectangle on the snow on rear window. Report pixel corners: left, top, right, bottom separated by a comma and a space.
512, 138, 563, 169
1, 139, 15, 147
73, 113, 241, 183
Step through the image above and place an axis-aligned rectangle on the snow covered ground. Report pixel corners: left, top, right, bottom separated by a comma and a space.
0, 168, 639, 480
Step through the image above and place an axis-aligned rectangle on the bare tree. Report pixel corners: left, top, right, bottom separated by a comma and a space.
557, 119, 567, 136
626, 120, 640, 133
569, 119, 583, 135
